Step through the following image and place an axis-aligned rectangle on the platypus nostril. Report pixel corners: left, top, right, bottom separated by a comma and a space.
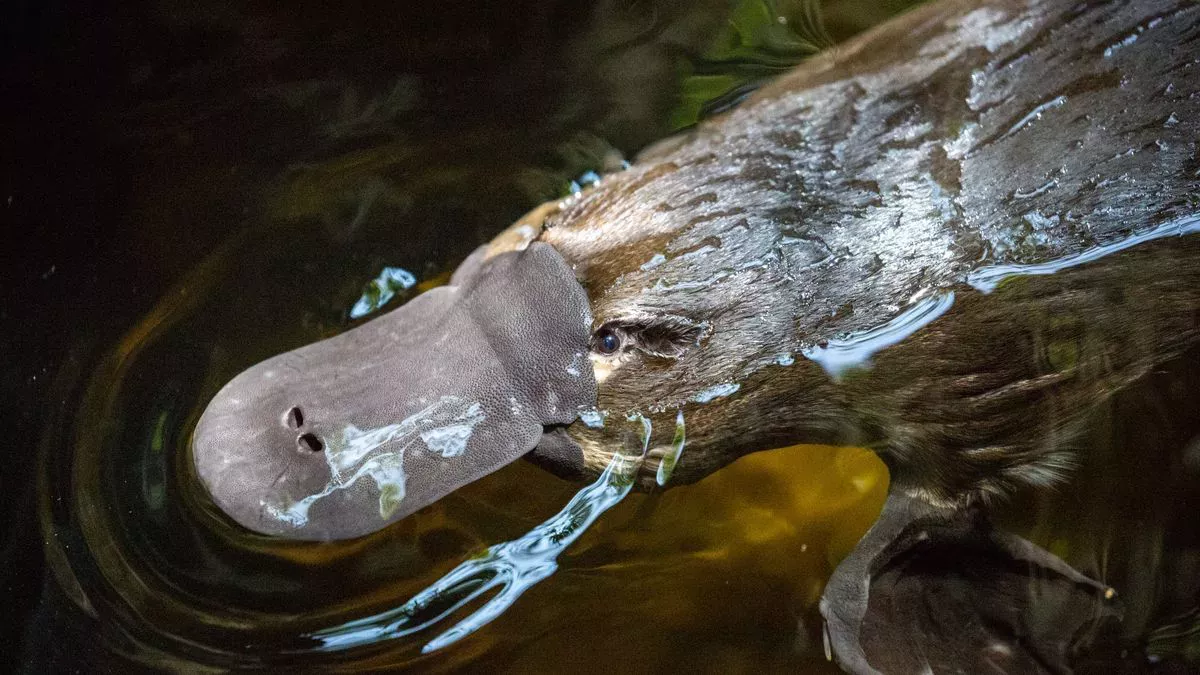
283, 406, 304, 429
296, 432, 323, 453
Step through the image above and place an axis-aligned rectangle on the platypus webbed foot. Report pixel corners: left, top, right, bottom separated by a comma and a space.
820, 492, 1121, 675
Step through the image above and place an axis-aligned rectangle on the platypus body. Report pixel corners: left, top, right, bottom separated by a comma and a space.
191, 0, 1200, 671
530, 0, 1200, 503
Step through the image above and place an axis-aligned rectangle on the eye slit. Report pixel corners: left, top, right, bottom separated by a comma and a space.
607, 314, 705, 359
593, 327, 621, 355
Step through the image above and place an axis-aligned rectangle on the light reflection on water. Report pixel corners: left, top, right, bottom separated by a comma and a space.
969, 214, 1200, 293
350, 266, 417, 319
656, 410, 687, 487
801, 291, 956, 379
311, 451, 643, 654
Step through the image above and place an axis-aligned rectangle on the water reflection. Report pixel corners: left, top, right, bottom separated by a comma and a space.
801, 291, 956, 379
969, 215, 1200, 294
312, 451, 643, 654
350, 267, 417, 319
656, 410, 687, 487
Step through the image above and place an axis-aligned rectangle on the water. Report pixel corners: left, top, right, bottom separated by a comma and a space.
310, 451, 645, 655
6, 0, 1200, 673
801, 291, 956, 379
968, 214, 1200, 294
691, 382, 743, 403
656, 410, 688, 487
24, 241, 890, 669
350, 267, 417, 319
265, 397, 489, 529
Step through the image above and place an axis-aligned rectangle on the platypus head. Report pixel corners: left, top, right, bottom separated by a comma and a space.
191, 241, 600, 540
528, 156, 856, 489
193, 134, 871, 540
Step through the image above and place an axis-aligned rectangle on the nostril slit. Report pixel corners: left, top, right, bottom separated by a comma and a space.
297, 433, 323, 453
284, 406, 304, 429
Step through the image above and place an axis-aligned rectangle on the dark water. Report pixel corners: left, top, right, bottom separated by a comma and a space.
4, 0, 1199, 672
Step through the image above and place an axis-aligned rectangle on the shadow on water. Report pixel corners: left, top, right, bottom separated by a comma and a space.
5, 0, 1200, 672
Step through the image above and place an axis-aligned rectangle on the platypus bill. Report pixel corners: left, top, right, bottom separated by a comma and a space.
191, 0, 1200, 671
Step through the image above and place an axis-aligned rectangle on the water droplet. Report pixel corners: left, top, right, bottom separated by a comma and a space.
998, 96, 1067, 142
1022, 211, 1060, 230
655, 410, 686, 486
1012, 178, 1058, 200
578, 408, 607, 428
350, 267, 417, 319
1103, 31, 1139, 58
640, 253, 667, 271
690, 382, 740, 403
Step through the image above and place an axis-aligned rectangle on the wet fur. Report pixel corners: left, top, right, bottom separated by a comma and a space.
517, 0, 1200, 503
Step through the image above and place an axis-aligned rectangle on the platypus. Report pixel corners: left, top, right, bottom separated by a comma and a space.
527, 0, 1200, 504
191, 0, 1200, 670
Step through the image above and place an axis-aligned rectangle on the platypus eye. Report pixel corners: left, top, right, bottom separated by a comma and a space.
593, 328, 621, 355
592, 315, 707, 359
